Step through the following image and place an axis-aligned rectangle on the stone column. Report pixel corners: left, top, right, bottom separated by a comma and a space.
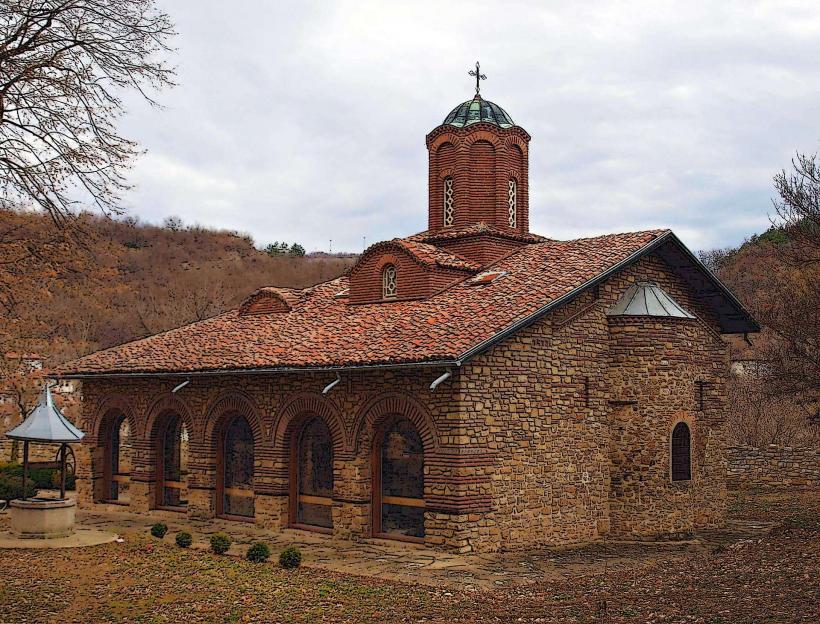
333, 451, 370, 541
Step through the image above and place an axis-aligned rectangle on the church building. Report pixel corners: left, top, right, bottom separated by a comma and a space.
61, 82, 758, 553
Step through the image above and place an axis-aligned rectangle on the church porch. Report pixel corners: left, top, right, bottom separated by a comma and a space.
73, 368, 497, 553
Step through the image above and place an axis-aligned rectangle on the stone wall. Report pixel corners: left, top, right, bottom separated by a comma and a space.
605, 255, 729, 538
458, 252, 730, 551
727, 445, 820, 489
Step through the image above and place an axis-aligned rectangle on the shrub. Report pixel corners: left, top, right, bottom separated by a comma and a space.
0, 463, 76, 491
175, 531, 193, 548
279, 546, 302, 569
150, 522, 168, 538
246, 542, 271, 563
50, 470, 77, 491
0, 475, 37, 500
209, 532, 231, 555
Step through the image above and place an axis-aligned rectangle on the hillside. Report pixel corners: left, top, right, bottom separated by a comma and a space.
701, 227, 819, 447
0, 209, 357, 367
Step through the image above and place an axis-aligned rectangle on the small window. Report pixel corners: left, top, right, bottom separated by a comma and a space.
508, 178, 517, 228
671, 422, 691, 481
443, 177, 454, 226
382, 264, 397, 299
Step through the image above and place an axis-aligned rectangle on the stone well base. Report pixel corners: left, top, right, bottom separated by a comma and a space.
10, 498, 76, 539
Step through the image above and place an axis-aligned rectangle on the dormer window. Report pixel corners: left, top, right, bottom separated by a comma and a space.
443, 177, 454, 226
508, 178, 517, 228
382, 264, 397, 299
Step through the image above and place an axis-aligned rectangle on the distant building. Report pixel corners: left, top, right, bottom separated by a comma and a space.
61, 83, 758, 551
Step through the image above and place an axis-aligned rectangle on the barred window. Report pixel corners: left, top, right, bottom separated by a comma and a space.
443, 177, 454, 226
382, 264, 397, 299
671, 422, 691, 481
508, 178, 517, 228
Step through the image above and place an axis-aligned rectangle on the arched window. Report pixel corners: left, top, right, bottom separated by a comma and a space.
373, 417, 425, 540
382, 264, 397, 299
671, 422, 691, 481
292, 417, 333, 531
156, 414, 189, 510
443, 177, 454, 226
220, 415, 255, 518
508, 178, 517, 228
104, 413, 131, 504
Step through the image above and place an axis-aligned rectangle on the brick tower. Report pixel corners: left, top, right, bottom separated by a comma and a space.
426, 94, 531, 235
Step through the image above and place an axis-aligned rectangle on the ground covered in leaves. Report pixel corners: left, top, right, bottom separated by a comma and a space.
1, 489, 817, 623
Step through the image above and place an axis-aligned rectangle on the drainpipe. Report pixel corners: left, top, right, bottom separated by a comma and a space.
322, 373, 341, 395
429, 370, 452, 391
171, 379, 190, 394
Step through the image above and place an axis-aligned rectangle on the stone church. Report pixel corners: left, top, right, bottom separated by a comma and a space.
61, 87, 758, 553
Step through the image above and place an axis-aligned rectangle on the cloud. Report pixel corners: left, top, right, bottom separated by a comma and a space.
118, 0, 820, 253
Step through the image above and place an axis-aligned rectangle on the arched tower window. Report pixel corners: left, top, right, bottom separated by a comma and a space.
443, 177, 454, 226
671, 422, 691, 481
508, 178, 517, 228
382, 264, 397, 299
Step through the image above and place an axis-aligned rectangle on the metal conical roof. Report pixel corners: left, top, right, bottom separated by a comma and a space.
607, 282, 695, 319
442, 95, 515, 128
5, 385, 85, 443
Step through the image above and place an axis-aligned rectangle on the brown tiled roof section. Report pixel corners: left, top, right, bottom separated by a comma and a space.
409, 223, 547, 245
395, 239, 481, 272
61, 229, 669, 375
239, 287, 301, 315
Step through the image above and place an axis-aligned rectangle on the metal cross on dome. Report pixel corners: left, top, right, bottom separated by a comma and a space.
468, 61, 486, 95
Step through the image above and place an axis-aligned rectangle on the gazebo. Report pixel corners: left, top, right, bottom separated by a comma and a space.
5, 384, 85, 538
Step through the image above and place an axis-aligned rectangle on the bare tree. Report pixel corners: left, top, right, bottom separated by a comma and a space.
760, 152, 820, 425
0, 0, 175, 223
772, 153, 820, 267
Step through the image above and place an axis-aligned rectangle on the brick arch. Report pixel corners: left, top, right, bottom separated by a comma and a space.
428, 132, 462, 151
461, 131, 503, 150
91, 394, 139, 442
144, 393, 196, 446
353, 392, 438, 455
373, 252, 402, 274
438, 167, 454, 181
204, 391, 265, 449
273, 392, 348, 455
503, 135, 528, 154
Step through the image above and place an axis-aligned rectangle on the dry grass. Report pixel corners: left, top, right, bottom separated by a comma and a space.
0, 489, 817, 623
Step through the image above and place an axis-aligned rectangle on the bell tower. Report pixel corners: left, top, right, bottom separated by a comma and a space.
426, 64, 531, 235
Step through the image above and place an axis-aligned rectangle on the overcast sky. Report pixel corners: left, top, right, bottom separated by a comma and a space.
120, 0, 820, 254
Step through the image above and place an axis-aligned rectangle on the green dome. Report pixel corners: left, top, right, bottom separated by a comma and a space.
442, 95, 515, 128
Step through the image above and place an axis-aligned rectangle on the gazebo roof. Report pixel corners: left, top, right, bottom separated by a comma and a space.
5, 385, 85, 444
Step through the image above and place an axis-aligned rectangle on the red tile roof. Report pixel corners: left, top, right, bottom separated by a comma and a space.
61, 229, 671, 376
392, 239, 481, 272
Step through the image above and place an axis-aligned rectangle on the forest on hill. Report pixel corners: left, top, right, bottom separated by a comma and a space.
0, 208, 356, 369
700, 221, 818, 447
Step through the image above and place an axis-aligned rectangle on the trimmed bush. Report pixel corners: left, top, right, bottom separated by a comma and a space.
175, 531, 193, 548
246, 542, 271, 563
209, 532, 231, 555
279, 546, 302, 569
0, 463, 75, 491
0, 475, 37, 501
150, 522, 168, 538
